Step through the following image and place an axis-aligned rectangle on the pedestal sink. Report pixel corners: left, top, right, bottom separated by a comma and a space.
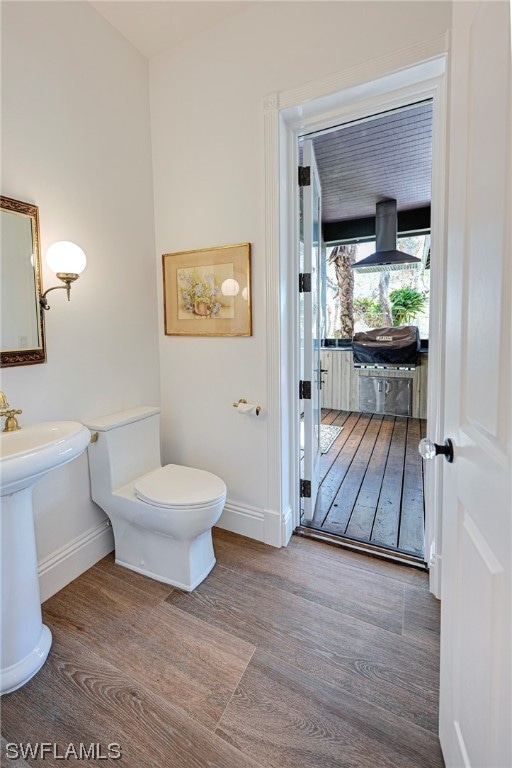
0, 421, 90, 695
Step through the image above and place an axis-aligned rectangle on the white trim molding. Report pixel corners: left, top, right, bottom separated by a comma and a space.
263, 34, 449, 561
429, 553, 442, 600
39, 520, 114, 602
278, 33, 448, 113
216, 500, 268, 545
281, 505, 294, 546
39, 501, 286, 604
216, 499, 285, 548
263, 93, 284, 529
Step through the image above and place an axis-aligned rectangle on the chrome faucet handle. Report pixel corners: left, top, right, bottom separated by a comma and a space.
0, 391, 9, 409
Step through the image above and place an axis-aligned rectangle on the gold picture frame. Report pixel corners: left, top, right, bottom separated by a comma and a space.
162, 242, 252, 337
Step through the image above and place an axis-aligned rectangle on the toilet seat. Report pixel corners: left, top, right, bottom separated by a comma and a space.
134, 464, 226, 510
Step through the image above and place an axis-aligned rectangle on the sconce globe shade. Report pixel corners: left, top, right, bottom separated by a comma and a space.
46, 241, 87, 275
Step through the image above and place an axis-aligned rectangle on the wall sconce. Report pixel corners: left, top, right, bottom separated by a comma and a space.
40, 241, 86, 310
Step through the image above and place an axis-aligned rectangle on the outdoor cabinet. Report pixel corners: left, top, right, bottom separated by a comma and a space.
319, 349, 427, 417
358, 376, 412, 417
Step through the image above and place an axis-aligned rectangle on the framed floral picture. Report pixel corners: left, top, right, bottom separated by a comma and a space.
162, 242, 251, 336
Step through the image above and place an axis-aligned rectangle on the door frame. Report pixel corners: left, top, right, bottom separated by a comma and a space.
301, 139, 323, 522
263, 36, 448, 594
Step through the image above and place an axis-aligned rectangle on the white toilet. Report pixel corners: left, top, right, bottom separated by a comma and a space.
84, 406, 226, 591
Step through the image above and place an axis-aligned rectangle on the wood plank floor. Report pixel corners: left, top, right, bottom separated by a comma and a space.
1, 530, 443, 768
306, 410, 426, 558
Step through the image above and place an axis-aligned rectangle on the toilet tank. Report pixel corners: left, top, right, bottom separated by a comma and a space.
85, 406, 162, 494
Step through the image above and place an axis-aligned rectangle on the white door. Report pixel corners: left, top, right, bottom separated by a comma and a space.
301, 140, 322, 522
437, 3, 511, 766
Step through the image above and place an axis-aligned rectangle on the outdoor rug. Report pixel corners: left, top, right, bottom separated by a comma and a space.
301, 422, 343, 453
319, 424, 343, 453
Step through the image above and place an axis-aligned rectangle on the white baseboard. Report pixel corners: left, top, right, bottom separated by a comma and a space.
429, 553, 442, 600
264, 507, 284, 547
216, 500, 265, 542
216, 500, 287, 548
40, 501, 291, 603
281, 505, 294, 545
39, 520, 114, 603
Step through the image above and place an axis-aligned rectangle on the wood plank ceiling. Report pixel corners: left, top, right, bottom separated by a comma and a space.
303, 100, 433, 225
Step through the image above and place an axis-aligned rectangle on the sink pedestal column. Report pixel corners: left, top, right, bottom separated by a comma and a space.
1, 487, 52, 695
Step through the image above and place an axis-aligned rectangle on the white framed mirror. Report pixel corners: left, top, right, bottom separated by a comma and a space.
1, 195, 46, 367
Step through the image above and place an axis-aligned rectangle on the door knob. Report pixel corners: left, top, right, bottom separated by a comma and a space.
418, 437, 454, 463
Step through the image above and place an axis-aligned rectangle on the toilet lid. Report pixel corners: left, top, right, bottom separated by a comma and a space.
134, 464, 226, 509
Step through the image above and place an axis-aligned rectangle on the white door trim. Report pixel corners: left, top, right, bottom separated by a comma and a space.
263, 34, 448, 588
301, 139, 323, 522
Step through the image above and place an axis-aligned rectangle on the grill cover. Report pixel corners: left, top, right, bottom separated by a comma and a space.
352, 325, 420, 365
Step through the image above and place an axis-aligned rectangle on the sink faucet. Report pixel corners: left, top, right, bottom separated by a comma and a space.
0, 391, 22, 432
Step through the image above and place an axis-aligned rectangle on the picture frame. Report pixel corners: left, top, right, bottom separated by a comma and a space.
162, 242, 252, 337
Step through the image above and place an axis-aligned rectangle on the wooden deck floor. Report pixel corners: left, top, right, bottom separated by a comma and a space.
305, 410, 426, 559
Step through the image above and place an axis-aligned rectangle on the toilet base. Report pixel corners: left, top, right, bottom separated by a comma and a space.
116, 554, 216, 592
113, 526, 216, 592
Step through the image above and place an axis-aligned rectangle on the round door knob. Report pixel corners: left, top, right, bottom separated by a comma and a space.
418, 437, 454, 463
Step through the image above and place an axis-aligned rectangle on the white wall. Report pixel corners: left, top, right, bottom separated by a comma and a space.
1, 2, 160, 598
0, 1, 452, 599
149, 1, 452, 540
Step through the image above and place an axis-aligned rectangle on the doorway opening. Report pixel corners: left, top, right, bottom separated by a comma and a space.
298, 100, 433, 567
